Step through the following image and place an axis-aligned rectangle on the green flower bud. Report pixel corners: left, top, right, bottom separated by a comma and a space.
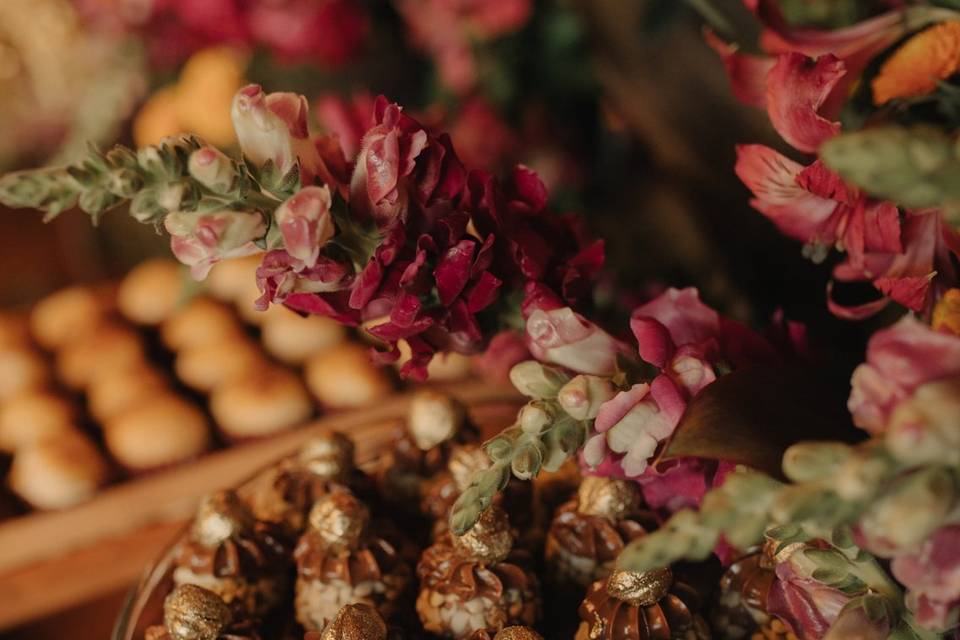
518, 401, 556, 435
833, 446, 897, 502
557, 374, 615, 420
483, 435, 515, 464
105, 168, 144, 198
189, 147, 239, 194
508, 361, 569, 398
783, 441, 853, 483
510, 438, 544, 481
886, 377, 960, 467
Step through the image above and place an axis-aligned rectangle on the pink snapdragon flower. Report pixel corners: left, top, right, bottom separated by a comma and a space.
768, 547, 852, 640
525, 307, 624, 376
274, 186, 335, 268
848, 316, 960, 434
165, 210, 266, 279
891, 524, 960, 631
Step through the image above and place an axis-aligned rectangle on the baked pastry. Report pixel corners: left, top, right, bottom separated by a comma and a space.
30, 286, 107, 350
87, 362, 169, 423
104, 394, 211, 471
244, 432, 371, 534
260, 307, 347, 365
376, 390, 477, 509
210, 367, 313, 440
234, 277, 270, 326
0, 390, 75, 451
144, 584, 262, 640
173, 490, 290, 618
205, 255, 262, 304
304, 344, 392, 409
294, 492, 412, 631
468, 627, 543, 640
303, 603, 406, 640
576, 568, 711, 640
56, 322, 146, 389
174, 337, 267, 392
161, 297, 246, 351
545, 477, 660, 589
416, 506, 540, 638
118, 258, 188, 326
0, 346, 49, 400
8, 430, 109, 510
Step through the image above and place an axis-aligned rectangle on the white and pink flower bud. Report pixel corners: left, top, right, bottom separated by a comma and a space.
274, 186, 335, 268
164, 210, 266, 280
525, 307, 622, 376
557, 375, 615, 421
188, 147, 237, 194
231, 84, 322, 184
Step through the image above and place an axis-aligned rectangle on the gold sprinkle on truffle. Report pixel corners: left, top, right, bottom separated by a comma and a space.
163, 584, 232, 640
191, 490, 255, 547
299, 432, 355, 481
407, 390, 465, 451
448, 445, 491, 491
319, 603, 387, 640
577, 476, 641, 520
308, 491, 370, 552
454, 505, 513, 564
606, 567, 673, 607
495, 627, 544, 640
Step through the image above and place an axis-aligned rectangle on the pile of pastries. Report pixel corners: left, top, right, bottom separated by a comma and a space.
0, 255, 443, 515
145, 390, 778, 640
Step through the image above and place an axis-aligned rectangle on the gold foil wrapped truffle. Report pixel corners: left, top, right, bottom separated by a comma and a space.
468, 627, 544, 640
144, 584, 262, 640
416, 506, 541, 639
576, 568, 710, 640
294, 492, 412, 631
308, 603, 395, 640
173, 490, 290, 618
545, 477, 660, 588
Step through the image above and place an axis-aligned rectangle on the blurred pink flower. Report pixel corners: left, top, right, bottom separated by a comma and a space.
274, 186, 335, 268
849, 316, 960, 434
165, 210, 266, 279
471, 330, 530, 382
315, 92, 376, 160
768, 548, 851, 640
446, 98, 517, 169
246, 0, 368, 67
891, 525, 960, 631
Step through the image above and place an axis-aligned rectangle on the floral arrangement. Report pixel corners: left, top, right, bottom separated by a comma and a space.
3, 1, 960, 639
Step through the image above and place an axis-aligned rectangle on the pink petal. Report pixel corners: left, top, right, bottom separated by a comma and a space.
594, 383, 651, 433
630, 317, 675, 368
703, 29, 775, 108
766, 53, 845, 153
631, 287, 720, 350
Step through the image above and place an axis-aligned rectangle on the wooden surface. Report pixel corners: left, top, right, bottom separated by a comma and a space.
0, 382, 522, 631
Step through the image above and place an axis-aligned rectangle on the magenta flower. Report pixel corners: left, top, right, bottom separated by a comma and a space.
892, 525, 960, 631
246, 0, 368, 67
315, 92, 376, 160
767, 548, 852, 640
848, 316, 960, 434
164, 210, 266, 280
274, 186, 334, 268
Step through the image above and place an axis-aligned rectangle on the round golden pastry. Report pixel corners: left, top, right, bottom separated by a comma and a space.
118, 258, 188, 326
87, 362, 169, 423
104, 394, 211, 471
0, 390, 75, 452
0, 312, 29, 348
8, 430, 109, 510
174, 337, 267, 392
210, 367, 313, 439
161, 297, 245, 352
304, 344, 393, 409
204, 254, 262, 303
0, 346, 49, 401
260, 306, 347, 365
30, 286, 107, 350
56, 323, 146, 389
233, 277, 269, 326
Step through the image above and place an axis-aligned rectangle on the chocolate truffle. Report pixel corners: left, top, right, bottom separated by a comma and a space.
30, 286, 106, 350
545, 477, 660, 588
245, 432, 366, 534
294, 492, 412, 631
304, 603, 400, 640
0, 390, 75, 452
118, 258, 188, 326
711, 547, 785, 640
210, 367, 313, 440
161, 297, 245, 351
260, 307, 347, 365
87, 362, 169, 423
8, 430, 109, 510
56, 323, 146, 389
173, 490, 290, 618
416, 506, 540, 638
175, 337, 267, 392
144, 584, 262, 640
104, 394, 211, 471
576, 568, 710, 640
304, 344, 392, 410
468, 627, 544, 640
0, 346, 49, 400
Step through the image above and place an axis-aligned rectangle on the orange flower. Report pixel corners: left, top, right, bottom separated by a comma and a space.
933, 288, 960, 336
872, 20, 960, 105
